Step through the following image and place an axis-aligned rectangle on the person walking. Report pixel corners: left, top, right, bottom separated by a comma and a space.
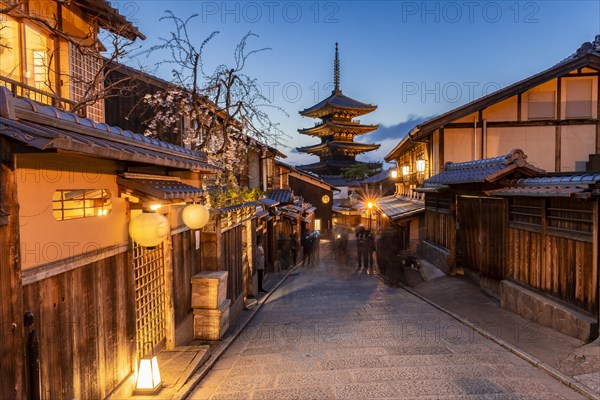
355, 226, 368, 269
365, 230, 376, 274
289, 233, 298, 266
256, 236, 267, 293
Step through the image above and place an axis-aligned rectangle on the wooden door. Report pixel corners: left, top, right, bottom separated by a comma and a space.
457, 196, 506, 280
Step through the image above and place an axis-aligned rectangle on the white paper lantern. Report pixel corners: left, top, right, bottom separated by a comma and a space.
182, 203, 210, 230
129, 212, 169, 247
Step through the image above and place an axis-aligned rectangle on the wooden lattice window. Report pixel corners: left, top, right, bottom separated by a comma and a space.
425, 194, 451, 214
133, 242, 167, 358
509, 197, 542, 228
52, 189, 111, 220
547, 198, 593, 238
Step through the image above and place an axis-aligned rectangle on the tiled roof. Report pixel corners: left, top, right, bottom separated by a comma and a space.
504, 173, 600, 187
487, 172, 600, 198
360, 169, 391, 184
319, 175, 362, 187
117, 175, 204, 200
300, 90, 377, 117
275, 160, 337, 190
266, 189, 294, 204
0, 89, 219, 173
557, 35, 600, 65
425, 149, 545, 185
376, 196, 424, 221
297, 141, 380, 154
258, 198, 280, 207
405, 35, 600, 143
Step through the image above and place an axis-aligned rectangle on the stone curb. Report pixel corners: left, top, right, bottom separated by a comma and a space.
173, 262, 303, 400
376, 273, 600, 400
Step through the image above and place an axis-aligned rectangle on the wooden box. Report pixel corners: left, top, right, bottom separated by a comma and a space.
193, 299, 230, 341
191, 271, 228, 309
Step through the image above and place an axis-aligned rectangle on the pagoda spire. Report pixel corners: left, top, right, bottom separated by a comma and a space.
334, 42, 340, 93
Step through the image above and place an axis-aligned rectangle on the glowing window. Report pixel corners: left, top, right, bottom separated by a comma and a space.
52, 189, 112, 221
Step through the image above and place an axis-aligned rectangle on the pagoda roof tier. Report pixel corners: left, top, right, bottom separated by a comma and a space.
299, 90, 377, 119
297, 141, 380, 156
299, 159, 360, 173
298, 121, 379, 137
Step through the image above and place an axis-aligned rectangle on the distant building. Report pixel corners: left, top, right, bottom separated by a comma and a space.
297, 43, 380, 176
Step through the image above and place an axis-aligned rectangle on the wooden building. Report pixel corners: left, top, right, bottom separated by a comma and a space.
386, 36, 600, 197
297, 43, 380, 175
104, 63, 284, 193
275, 160, 335, 236
0, 0, 144, 122
417, 149, 599, 340
0, 88, 221, 398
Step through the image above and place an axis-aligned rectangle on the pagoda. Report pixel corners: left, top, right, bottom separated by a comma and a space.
297, 43, 380, 176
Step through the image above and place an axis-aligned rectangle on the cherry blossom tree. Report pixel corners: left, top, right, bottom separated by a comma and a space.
141, 12, 287, 167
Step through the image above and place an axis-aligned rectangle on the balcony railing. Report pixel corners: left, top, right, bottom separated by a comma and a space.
0, 76, 86, 117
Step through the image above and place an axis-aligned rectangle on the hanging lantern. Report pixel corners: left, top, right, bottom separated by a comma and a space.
129, 212, 169, 247
182, 203, 210, 230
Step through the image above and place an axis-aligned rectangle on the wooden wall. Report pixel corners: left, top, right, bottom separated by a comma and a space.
222, 225, 243, 302
0, 138, 24, 399
22, 251, 135, 400
507, 197, 597, 313
171, 230, 202, 327
424, 211, 451, 250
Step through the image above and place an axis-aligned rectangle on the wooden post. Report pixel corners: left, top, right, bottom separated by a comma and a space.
555, 78, 562, 172
592, 200, 599, 331
163, 231, 176, 350
200, 216, 222, 271
0, 138, 24, 400
448, 194, 457, 275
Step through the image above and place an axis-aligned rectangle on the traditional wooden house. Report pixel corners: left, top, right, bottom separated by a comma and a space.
0, 87, 221, 398
275, 160, 335, 235
417, 149, 599, 340
104, 63, 284, 192
0, 0, 144, 122
386, 35, 600, 197
489, 174, 599, 340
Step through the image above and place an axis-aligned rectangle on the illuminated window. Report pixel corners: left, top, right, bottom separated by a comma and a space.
315, 219, 321, 231
416, 159, 426, 172
0, 15, 21, 81
402, 165, 410, 176
52, 189, 112, 221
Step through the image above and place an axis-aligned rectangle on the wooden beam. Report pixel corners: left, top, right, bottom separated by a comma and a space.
441, 119, 599, 129
597, 75, 600, 153
517, 93, 522, 122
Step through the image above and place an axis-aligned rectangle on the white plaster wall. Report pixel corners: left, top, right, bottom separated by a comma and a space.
16, 153, 129, 269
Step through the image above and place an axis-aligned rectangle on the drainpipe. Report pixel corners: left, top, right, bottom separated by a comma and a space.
473, 117, 478, 160
483, 119, 487, 159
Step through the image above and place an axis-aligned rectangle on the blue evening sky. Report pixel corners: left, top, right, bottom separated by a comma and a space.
120, 1, 600, 166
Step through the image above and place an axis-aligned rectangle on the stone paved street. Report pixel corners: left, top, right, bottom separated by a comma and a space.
188, 242, 586, 400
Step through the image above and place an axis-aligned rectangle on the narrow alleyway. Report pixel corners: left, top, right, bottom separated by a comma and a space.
188, 241, 586, 400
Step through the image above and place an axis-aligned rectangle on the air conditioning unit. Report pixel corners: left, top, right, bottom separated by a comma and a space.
588, 154, 600, 171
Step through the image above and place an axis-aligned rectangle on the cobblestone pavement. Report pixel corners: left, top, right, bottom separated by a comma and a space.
188, 242, 585, 400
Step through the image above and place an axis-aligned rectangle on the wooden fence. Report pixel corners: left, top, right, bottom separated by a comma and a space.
506, 197, 597, 313
22, 251, 135, 399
